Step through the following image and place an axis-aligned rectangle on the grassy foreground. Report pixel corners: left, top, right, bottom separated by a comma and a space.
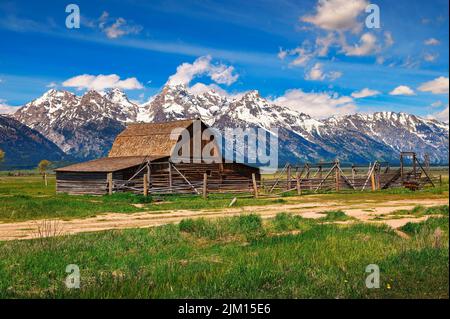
0, 175, 448, 222
0, 207, 448, 298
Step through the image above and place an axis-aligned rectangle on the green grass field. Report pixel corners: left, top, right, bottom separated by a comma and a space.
0, 174, 448, 299
0, 174, 448, 222
0, 209, 448, 298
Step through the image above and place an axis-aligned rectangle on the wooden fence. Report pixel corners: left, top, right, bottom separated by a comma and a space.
105, 156, 440, 198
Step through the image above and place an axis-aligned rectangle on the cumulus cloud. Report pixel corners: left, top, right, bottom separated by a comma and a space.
278, 45, 315, 67
384, 31, 394, 47
424, 53, 439, 62
272, 89, 357, 118
305, 63, 341, 81
351, 88, 381, 98
424, 38, 440, 46
389, 85, 415, 96
341, 32, 378, 56
188, 82, 229, 96
306, 63, 325, 80
0, 99, 18, 114
88, 11, 143, 39
167, 55, 238, 86
427, 105, 449, 123
62, 74, 144, 91
418, 76, 449, 94
301, 0, 368, 32
280, 0, 385, 73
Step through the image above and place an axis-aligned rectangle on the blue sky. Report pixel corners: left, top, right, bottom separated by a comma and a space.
0, 0, 448, 120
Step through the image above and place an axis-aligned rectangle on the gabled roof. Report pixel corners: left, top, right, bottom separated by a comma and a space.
108, 119, 197, 158
55, 156, 166, 173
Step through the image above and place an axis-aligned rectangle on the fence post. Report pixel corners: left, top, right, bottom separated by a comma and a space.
168, 162, 173, 193
44, 173, 48, 187
107, 172, 113, 195
370, 171, 376, 191
335, 160, 340, 192
286, 164, 291, 191
203, 173, 208, 199
252, 173, 259, 199
296, 171, 302, 195
143, 173, 149, 197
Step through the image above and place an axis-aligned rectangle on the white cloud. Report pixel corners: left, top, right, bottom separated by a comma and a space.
0, 78, 3, 84
94, 11, 143, 39
273, 89, 357, 118
424, 52, 439, 62
351, 88, 381, 98
418, 76, 449, 94
277, 48, 288, 60
301, 0, 368, 32
62, 74, 144, 91
384, 31, 394, 47
389, 85, 415, 96
188, 82, 229, 96
428, 105, 449, 123
0, 99, 18, 114
305, 63, 341, 81
167, 55, 238, 86
328, 71, 343, 81
431, 101, 443, 108
278, 45, 315, 67
424, 38, 440, 46
342, 32, 378, 56
46, 82, 58, 88
315, 33, 336, 56
306, 63, 325, 80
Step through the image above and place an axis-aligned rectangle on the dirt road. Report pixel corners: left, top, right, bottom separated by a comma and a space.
0, 198, 447, 241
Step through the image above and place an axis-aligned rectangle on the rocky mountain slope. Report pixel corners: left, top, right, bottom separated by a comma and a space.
0, 115, 67, 169
12, 85, 449, 165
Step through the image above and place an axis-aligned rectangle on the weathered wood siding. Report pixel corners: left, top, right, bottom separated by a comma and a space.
56, 171, 109, 195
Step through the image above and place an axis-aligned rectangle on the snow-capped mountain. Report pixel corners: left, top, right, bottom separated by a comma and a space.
12, 85, 449, 164
14, 89, 133, 158
139, 85, 226, 125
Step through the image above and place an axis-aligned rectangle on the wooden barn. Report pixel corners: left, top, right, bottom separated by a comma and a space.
55, 119, 260, 195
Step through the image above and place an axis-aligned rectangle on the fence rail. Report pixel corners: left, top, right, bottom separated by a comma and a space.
103, 154, 442, 198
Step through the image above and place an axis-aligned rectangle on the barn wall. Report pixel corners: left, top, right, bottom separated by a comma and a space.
57, 162, 260, 195
56, 171, 108, 195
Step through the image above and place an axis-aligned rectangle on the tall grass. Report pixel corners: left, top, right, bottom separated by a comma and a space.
0, 208, 448, 299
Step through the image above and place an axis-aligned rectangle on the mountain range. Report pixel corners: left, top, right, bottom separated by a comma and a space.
0, 115, 67, 169
5, 85, 449, 168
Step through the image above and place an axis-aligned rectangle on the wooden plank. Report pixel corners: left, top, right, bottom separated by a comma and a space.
296, 171, 302, 195
335, 161, 341, 192
107, 172, 113, 195
202, 173, 208, 199
143, 174, 148, 196
252, 173, 259, 199
287, 164, 291, 191
370, 171, 376, 191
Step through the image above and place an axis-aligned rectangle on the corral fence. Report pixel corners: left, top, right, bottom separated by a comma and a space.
105, 152, 444, 199
108, 161, 257, 198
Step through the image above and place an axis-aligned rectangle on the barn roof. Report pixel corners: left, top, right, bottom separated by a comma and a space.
108, 119, 197, 158
55, 156, 166, 173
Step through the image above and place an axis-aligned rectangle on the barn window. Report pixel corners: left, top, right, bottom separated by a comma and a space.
206, 169, 212, 177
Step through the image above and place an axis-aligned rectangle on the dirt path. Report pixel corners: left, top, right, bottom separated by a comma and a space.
0, 198, 447, 241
